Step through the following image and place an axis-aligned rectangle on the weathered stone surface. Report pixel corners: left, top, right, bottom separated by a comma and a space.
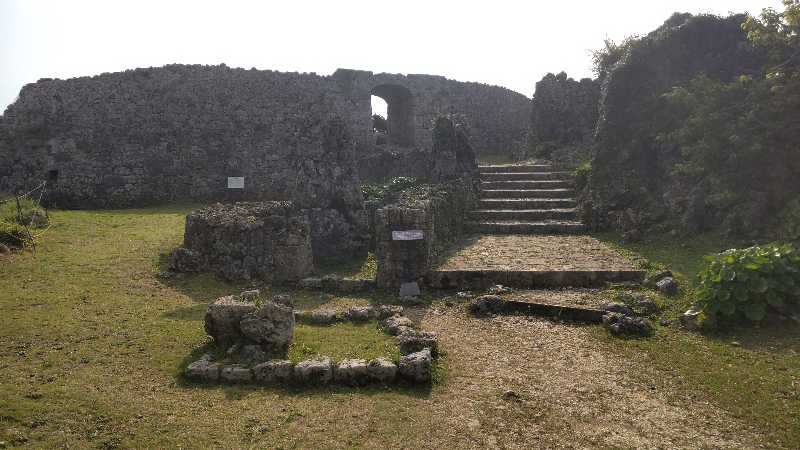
366, 357, 397, 383
615, 292, 660, 315
269, 294, 294, 308
240, 344, 266, 365
377, 305, 404, 320
252, 360, 294, 383
656, 277, 679, 297
239, 300, 295, 349
602, 312, 653, 336
311, 309, 338, 325
398, 295, 425, 306
469, 295, 505, 316
601, 302, 634, 316
681, 309, 703, 330
430, 116, 478, 183
487, 284, 513, 295
185, 355, 220, 381
294, 357, 333, 384
298, 277, 322, 289
345, 306, 374, 322
396, 330, 438, 358
170, 247, 203, 272
384, 315, 414, 335
176, 202, 313, 281
220, 365, 253, 383
644, 270, 674, 288
204, 296, 256, 345
524, 71, 599, 166
399, 281, 421, 297
333, 359, 368, 385
398, 348, 432, 382
240, 290, 260, 301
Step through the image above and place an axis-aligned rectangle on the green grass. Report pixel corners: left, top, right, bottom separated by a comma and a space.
593, 231, 800, 447
0, 205, 438, 448
314, 252, 377, 280
288, 321, 399, 363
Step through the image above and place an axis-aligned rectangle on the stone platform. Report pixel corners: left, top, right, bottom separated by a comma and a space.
427, 234, 644, 289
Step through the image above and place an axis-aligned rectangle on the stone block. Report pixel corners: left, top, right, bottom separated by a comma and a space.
377, 305, 404, 320
220, 365, 253, 383
333, 359, 368, 385
252, 360, 294, 383
204, 296, 256, 344
399, 281, 421, 297
398, 348, 432, 382
346, 306, 375, 321
311, 309, 338, 325
185, 355, 220, 381
367, 357, 397, 383
239, 300, 295, 350
294, 357, 333, 384
396, 330, 438, 358
384, 315, 414, 335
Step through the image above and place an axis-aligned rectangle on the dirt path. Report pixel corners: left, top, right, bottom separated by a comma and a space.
414, 304, 767, 449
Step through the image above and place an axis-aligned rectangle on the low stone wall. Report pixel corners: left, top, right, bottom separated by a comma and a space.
374, 179, 479, 288
171, 201, 313, 281
186, 292, 437, 386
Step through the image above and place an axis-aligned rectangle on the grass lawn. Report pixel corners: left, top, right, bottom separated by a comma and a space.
1, 206, 799, 448
595, 232, 800, 447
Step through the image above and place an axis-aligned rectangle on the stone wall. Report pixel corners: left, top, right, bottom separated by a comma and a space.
0, 64, 530, 207
526, 72, 599, 167
374, 180, 479, 288
171, 201, 313, 281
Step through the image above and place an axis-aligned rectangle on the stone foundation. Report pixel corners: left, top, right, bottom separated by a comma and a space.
172, 201, 313, 281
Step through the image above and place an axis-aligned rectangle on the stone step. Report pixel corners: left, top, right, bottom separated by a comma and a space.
480, 180, 572, 190
481, 189, 574, 199
470, 208, 579, 221
478, 165, 554, 173
479, 198, 576, 209
427, 269, 645, 289
470, 220, 586, 234
480, 172, 571, 182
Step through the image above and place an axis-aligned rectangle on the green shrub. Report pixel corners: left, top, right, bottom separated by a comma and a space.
572, 162, 591, 191
361, 177, 421, 202
695, 243, 800, 325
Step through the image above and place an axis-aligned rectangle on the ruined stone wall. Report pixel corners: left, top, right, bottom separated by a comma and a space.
172, 201, 314, 282
0, 64, 528, 207
526, 72, 599, 167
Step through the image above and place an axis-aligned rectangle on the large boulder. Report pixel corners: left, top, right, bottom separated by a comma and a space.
204, 296, 256, 345
398, 348, 432, 382
366, 357, 397, 383
333, 359, 369, 385
239, 300, 295, 350
396, 330, 438, 358
252, 360, 294, 383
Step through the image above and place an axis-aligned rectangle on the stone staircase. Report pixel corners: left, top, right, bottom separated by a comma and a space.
470, 164, 585, 234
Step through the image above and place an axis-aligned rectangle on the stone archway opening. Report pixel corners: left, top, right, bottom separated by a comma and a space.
371, 84, 415, 148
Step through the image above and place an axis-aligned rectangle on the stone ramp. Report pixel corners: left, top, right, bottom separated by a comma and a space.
427, 235, 644, 289
470, 163, 584, 234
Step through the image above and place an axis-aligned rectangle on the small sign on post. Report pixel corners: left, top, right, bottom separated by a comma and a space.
392, 230, 424, 241
227, 177, 245, 189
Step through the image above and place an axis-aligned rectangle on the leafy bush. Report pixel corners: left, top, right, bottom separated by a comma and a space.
695, 243, 800, 325
572, 162, 591, 191
361, 177, 421, 202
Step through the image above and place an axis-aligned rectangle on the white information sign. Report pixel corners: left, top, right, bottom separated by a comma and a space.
227, 177, 245, 189
392, 230, 424, 241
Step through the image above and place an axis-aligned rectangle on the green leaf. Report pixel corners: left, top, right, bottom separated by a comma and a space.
745, 263, 760, 270
741, 302, 766, 322
766, 293, 784, 309
719, 301, 736, 315
750, 277, 769, 293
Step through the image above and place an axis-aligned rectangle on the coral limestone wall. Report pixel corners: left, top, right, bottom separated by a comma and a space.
0, 64, 529, 208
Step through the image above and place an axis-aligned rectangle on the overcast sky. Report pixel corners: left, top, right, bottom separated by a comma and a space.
0, 0, 782, 114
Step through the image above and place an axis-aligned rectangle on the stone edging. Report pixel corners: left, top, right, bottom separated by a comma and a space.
185, 295, 438, 386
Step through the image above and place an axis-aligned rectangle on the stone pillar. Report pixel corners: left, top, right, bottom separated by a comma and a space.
374, 203, 434, 288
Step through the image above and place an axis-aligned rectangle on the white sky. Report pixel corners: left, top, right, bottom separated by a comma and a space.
0, 0, 781, 114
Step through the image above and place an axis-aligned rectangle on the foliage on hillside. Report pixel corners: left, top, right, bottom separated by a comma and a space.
582, 8, 800, 238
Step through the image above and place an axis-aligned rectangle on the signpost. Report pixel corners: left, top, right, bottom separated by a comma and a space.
227, 177, 245, 189
392, 229, 424, 241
